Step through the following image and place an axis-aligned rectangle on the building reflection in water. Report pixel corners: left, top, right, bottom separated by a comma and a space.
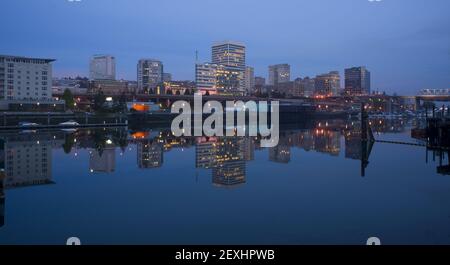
3, 135, 61, 188
0, 118, 437, 228
89, 146, 116, 173
137, 140, 164, 169
196, 137, 249, 187
0, 132, 64, 227
269, 145, 291, 163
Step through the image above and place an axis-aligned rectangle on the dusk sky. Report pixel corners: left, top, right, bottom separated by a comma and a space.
1, 0, 449, 95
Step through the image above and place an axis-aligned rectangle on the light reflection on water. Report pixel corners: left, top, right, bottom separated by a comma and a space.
0, 118, 449, 245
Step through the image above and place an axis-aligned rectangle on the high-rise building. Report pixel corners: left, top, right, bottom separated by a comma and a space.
211, 41, 246, 94
314, 71, 340, 97
268, 64, 290, 85
137, 59, 163, 93
195, 63, 242, 95
195, 63, 218, 94
0, 55, 54, 101
89, 55, 116, 80
215, 65, 242, 95
244, 66, 255, 95
211, 41, 246, 70
344, 66, 371, 96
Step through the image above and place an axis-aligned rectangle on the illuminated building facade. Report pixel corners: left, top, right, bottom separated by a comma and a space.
195, 63, 218, 94
211, 41, 246, 94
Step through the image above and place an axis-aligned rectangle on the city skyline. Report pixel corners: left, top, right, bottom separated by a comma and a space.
1, 0, 449, 95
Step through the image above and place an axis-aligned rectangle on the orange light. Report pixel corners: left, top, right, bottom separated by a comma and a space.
132, 131, 149, 139
132, 104, 149, 112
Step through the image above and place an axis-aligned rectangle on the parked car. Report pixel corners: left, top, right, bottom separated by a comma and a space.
59, 120, 80, 126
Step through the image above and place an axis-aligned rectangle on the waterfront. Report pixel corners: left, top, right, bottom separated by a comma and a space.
0, 118, 449, 245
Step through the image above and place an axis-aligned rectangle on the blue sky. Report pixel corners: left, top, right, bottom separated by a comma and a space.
1, 0, 449, 95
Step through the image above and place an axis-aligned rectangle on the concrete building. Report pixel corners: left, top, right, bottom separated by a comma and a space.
345, 66, 371, 96
268, 64, 290, 86
89, 55, 116, 80
0, 55, 53, 101
0, 55, 65, 111
195, 63, 243, 95
137, 59, 163, 93
88, 79, 130, 95
244, 66, 255, 95
315, 71, 340, 97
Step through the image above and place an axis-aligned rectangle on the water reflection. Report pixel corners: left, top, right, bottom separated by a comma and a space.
0, 117, 448, 241
0, 118, 416, 190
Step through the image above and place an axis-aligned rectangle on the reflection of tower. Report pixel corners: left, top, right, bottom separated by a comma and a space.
269, 145, 291, 163
243, 138, 255, 161
89, 147, 116, 173
195, 138, 216, 169
212, 160, 246, 187
137, 140, 163, 169
196, 137, 248, 187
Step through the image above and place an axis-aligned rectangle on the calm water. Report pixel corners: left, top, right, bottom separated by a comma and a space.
0, 118, 449, 245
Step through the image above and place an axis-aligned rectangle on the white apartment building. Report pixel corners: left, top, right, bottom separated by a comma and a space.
0, 55, 54, 101
89, 55, 116, 80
